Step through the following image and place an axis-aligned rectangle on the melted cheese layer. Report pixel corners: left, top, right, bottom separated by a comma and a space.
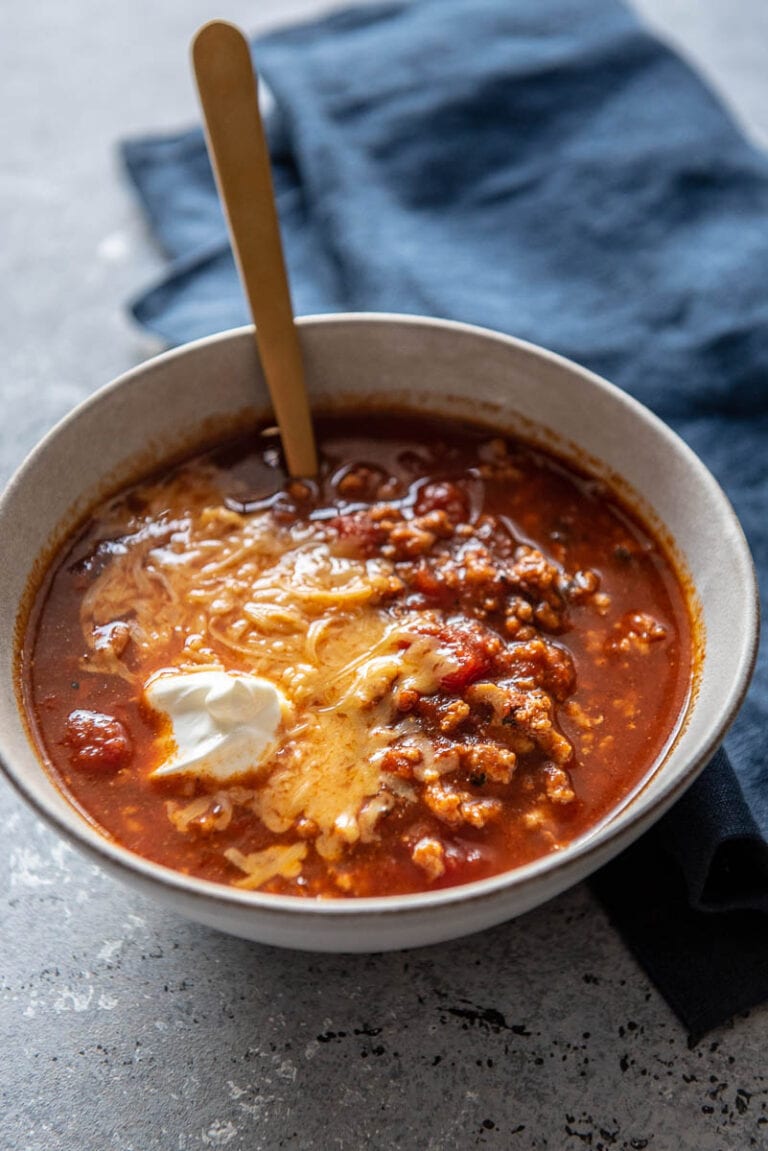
79, 479, 450, 861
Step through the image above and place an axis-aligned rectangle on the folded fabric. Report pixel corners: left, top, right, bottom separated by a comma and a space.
121, 0, 768, 1038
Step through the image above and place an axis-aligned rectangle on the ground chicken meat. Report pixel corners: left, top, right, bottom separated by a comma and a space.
608, 611, 668, 654
439, 699, 471, 733
458, 743, 517, 784
411, 836, 446, 880
466, 680, 527, 723
508, 545, 563, 606
498, 639, 575, 701
501, 688, 573, 766
423, 781, 504, 829
379, 743, 424, 780
542, 762, 576, 804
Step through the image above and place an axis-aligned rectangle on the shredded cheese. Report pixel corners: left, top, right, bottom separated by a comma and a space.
77, 474, 444, 862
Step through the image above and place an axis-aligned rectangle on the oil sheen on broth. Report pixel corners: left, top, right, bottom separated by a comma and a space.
23, 414, 693, 897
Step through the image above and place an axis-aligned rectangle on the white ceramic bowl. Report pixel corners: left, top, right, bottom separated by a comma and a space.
0, 315, 758, 951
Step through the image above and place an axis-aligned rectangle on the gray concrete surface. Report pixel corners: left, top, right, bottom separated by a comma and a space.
2, 2, 767, 1148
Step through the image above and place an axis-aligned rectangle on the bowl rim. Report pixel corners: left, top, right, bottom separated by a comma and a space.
1, 311, 760, 918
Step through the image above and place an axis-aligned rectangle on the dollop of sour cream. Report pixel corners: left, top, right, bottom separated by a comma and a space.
145, 670, 290, 782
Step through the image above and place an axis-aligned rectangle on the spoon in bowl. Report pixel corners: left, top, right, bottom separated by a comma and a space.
192, 20, 318, 478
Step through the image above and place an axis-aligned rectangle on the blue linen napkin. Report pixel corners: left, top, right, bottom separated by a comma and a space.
122, 0, 768, 1038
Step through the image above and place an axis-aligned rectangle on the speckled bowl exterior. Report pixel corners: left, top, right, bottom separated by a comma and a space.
0, 316, 758, 951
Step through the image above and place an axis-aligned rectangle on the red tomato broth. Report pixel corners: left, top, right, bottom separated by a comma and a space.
22, 413, 694, 897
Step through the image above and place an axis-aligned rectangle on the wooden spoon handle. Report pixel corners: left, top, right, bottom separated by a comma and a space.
192, 20, 318, 477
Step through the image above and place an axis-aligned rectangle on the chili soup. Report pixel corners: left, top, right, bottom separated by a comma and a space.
20, 412, 693, 898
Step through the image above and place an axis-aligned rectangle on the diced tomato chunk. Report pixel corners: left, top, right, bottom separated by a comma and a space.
63, 709, 132, 773
415, 482, 467, 522
436, 624, 495, 692
440, 653, 491, 693
330, 511, 381, 554
410, 564, 455, 606
440, 838, 495, 881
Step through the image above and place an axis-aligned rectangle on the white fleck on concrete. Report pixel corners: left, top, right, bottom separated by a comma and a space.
53, 985, 94, 1014
10, 848, 55, 889
201, 1121, 239, 1147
